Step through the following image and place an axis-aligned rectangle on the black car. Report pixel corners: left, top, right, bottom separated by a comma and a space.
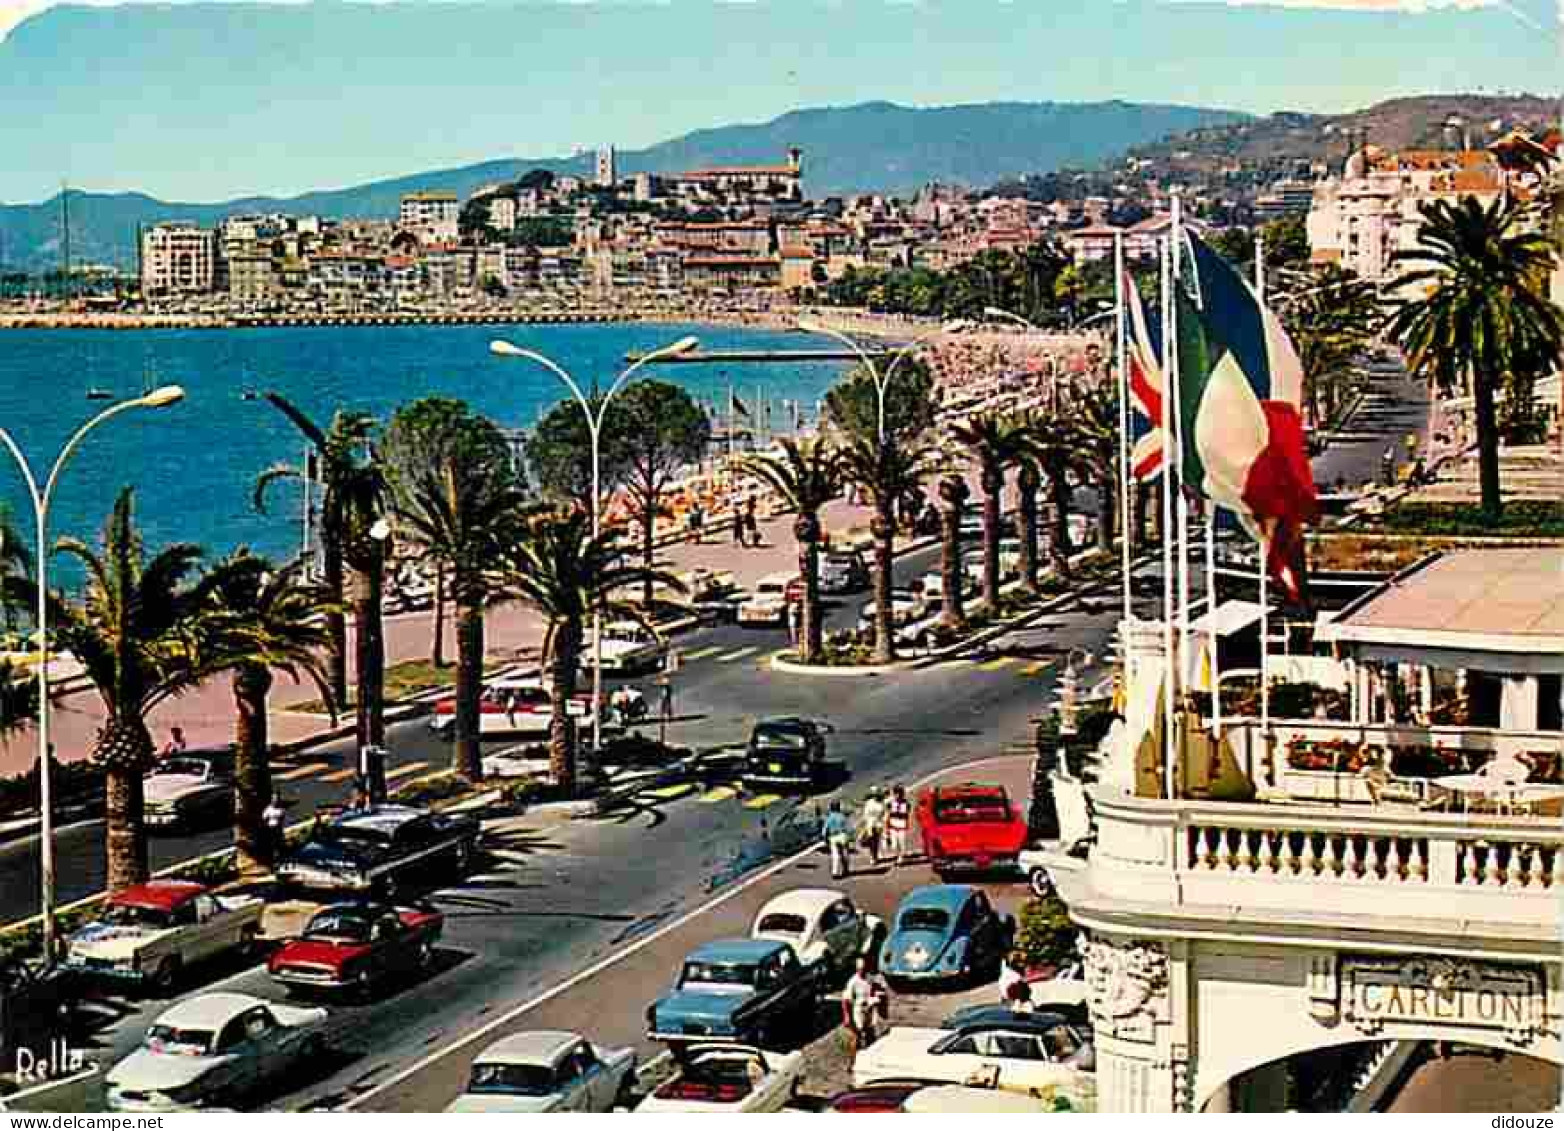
936, 1006, 1096, 1072
1, 961, 76, 1066
743, 717, 828, 790
277, 805, 480, 896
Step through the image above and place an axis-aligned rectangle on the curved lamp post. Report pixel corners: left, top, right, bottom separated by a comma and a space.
488, 335, 699, 762
795, 319, 969, 443
0, 384, 186, 962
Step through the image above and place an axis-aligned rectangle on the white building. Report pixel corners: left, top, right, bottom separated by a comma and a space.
487, 196, 517, 233
140, 223, 217, 295
398, 191, 460, 243
596, 145, 617, 187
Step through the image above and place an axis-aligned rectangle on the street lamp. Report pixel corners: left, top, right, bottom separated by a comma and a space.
489, 335, 699, 762
0, 384, 186, 962
795, 319, 969, 443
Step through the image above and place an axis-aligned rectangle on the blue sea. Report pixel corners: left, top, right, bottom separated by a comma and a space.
0, 321, 846, 584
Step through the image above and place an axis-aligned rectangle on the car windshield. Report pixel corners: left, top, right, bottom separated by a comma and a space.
934, 797, 1010, 823
899, 908, 950, 933
755, 913, 807, 936
145, 1025, 216, 1056
466, 1062, 555, 1097
753, 729, 804, 750
154, 758, 210, 778
102, 903, 173, 929
680, 961, 757, 989
319, 825, 393, 849
305, 911, 373, 943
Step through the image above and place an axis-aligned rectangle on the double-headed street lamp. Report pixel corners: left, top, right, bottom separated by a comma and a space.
488, 335, 699, 761
795, 319, 969, 443
0, 385, 186, 961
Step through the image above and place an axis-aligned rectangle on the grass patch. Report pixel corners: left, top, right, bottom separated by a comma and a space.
290, 658, 505, 714
1368, 500, 1564, 538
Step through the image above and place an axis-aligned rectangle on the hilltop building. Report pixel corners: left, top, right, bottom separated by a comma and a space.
398, 191, 460, 243
596, 145, 617, 187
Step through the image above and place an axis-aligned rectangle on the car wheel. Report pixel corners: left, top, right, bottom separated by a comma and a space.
150, 956, 182, 996
1029, 867, 1053, 899
416, 939, 435, 970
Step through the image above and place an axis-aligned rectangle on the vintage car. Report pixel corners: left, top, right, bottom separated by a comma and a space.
277, 805, 480, 896
0, 960, 77, 1064
850, 1010, 1095, 1098
742, 716, 829, 791
858, 588, 927, 632
646, 938, 817, 1046
737, 572, 795, 627
593, 620, 666, 675
880, 885, 1012, 986
633, 1042, 803, 1113
917, 566, 978, 609
824, 1080, 935, 1113
445, 1030, 637, 1113
818, 550, 869, 594
749, 888, 881, 982
267, 901, 444, 996
428, 674, 604, 738
63, 880, 263, 993
917, 783, 1029, 877
105, 992, 328, 1112
904, 1084, 1072, 1113
143, 750, 235, 831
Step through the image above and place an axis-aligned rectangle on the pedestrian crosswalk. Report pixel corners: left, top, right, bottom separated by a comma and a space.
741, 792, 781, 810
1020, 660, 1053, 677
384, 761, 429, 783
699, 785, 738, 804
713, 646, 758, 664
977, 656, 1016, 672
682, 645, 723, 662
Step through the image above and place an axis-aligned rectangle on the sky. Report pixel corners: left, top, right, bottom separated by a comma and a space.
0, 0, 1559, 204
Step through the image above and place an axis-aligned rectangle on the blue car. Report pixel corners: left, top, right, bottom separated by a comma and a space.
881, 885, 1012, 986
646, 938, 817, 1045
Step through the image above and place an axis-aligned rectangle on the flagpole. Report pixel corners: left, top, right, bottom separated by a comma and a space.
1115, 232, 1132, 626
1158, 234, 1178, 801
1255, 233, 1271, 742
1171, 194, 1192, 710
1205, 500, 1222, 738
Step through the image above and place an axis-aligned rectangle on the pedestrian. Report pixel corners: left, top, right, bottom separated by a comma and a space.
823, 800, 852, 879
688, 503, 704, 544
787, 600, 803, 650
884, 785, 911, 865
998, 949, 1027, 1005
859, 788, 886, 865
263, 796, 288, 863
743, 499, 760, 547
159, 726, 187, 761
842, 955, 890, 1063
658, 676, 674, 723
731, 498, 746, 546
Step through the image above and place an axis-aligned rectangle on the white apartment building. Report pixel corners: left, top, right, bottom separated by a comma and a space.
140, 223, 217, 295
398, 191, 460, 243
487, 196, 517, 232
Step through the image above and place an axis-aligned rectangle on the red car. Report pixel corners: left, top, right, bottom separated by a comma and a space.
917, 784, 1029, 878
268, 901, 443, 997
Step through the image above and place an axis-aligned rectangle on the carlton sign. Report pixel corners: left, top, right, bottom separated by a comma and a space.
1342, 956, 1548, 1045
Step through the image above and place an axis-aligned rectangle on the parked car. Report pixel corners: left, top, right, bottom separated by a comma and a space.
850, 1010, 1094, 1097
105, 992, 329, 1112
903, 1084, 1071, 1113
917, 568, 977, 609
737, 572, 795, 627
63, 880, 263, 993
646, 938, 817, 1046
593, 620, 666, 675
267, 901, 443, 997
277, 805, 480, 896
880, 885, 1011, 986
1015, 846, 1057, 898
742, 717, 829, 791
1, 960, 77, 1065
750, 888, 881, 983
997, 539, 1023, 578
429, 674, 604, 738
445, 1031, 637, 1112
858, 588, 926, 631
824, 1080, 934, 1112
819, 550, 869, 594
917, 783, 1029, 878
633, 1043, 803, 1113
143, 750, 235, 832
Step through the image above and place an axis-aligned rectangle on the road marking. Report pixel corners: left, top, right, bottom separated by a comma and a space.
934, 658, 975, 671
275, 762, 330, 782
319, 767, 357, 784
682, 645, 722, 662
978, 656, 1015, 672
741, 792, 780, 810
715, 646, 758, 664
699, 785, 738, 804
1021, 660, 1053, 676
642, 782, 696, 802
385, 761, 430, 783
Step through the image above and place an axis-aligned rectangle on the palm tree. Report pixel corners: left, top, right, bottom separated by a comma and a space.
948, 412, 1029, 611
253, 400, 383, 717
1281, 265, 1379, 429
1021, 406, 1092, 578
497, 509, 680, 794
737, 438, 842, 664
385, 400, 529, 781
837, 436, 932, 663
1072, 381, 1126, 554
205, 553, 334, 875
1385, 195, 1564, 519
46, 489, 217, 891
936, 472, 970, 627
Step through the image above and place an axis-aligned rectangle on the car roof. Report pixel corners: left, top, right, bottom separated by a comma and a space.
928, 783, 1009, 802
898, 884, 974, 914
756, 571, 796, 587
154, 992, 265, 1029
475, 1030, 582, 1067
311, 901, 392, 919
110, 879, 208, 912
687, 937, 792, 964
331, 805, 427, 833
941, 1005, 1080, 1035
753, 716, 812, 733
756, 888, 845, 921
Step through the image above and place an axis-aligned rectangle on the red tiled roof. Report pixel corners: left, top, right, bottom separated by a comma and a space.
684, 166, 797, 178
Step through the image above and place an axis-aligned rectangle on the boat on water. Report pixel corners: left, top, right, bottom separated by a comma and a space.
85, 387, 113, 400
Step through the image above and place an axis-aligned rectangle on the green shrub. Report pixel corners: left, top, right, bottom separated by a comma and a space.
1012, 891, 1078, 973
1375, 501, 1564, 538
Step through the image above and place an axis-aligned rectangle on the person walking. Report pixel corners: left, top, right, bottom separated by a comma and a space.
263, 796, 288, 864
843, 956, 890, 1064
731, 497, 747, 546
159, 726, 187, 761
743, 498, 760, 547
998, 950, 1027, 1005
859, 788, 887, 866
787, 599, 803, 651
688, 503, 705, 544
823, 800, 852, 879
884, 785, 911, 865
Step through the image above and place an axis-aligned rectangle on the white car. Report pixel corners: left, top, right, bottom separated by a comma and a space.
429, 675, 603, 738
851, 1014, 1094, 1098
918, 568, 977, 608
737, 572, 795, 627
445, 1031, 637, 1113
105, 992, 328, 1111
1029, 961, 1089, 1011
64, 880, 263, 992
480, 744, 552, 780
592, 621, 666, 675
858, 588, 925, 630
903, 1085, 1064, 1113
143, 752, 234, 830
633, 1043, 803, 1113
750, 889, 882, 982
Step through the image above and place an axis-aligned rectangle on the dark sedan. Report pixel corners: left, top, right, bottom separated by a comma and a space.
743, 717, 828, 791
277, 805, 480, 896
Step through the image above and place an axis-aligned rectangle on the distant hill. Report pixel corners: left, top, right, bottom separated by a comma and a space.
0, 98, 1247, 272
